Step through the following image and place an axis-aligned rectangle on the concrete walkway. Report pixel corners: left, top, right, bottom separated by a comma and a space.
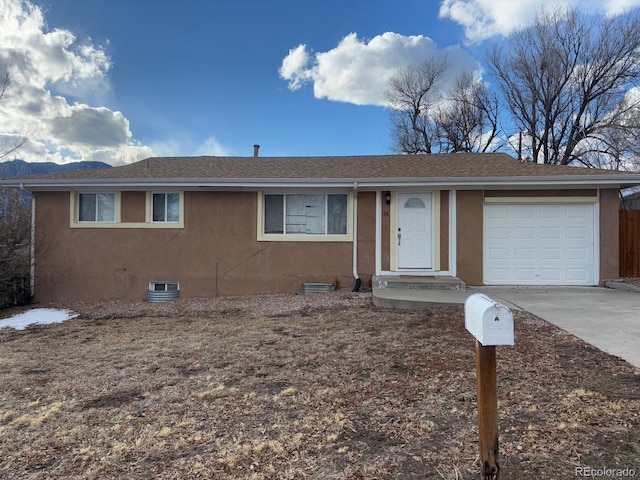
373, 286, 640, 367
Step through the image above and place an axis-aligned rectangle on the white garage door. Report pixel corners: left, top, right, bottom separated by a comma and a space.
484, 203, 597, 285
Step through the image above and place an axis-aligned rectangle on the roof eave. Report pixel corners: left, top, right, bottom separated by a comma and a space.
3, 174, 640, 191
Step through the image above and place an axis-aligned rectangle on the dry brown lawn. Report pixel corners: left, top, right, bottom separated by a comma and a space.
0, 291, 638, 479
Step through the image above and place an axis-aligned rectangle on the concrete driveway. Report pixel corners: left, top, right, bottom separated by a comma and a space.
475, 286, 640, 368
373, 285, 640, 367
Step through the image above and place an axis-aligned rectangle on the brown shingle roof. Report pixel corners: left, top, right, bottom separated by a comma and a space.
8, 153, 637, 182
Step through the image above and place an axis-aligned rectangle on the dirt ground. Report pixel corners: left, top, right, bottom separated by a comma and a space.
0, 291, 638, 479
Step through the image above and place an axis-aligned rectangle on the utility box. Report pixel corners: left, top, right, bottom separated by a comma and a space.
465, 293, 514, 346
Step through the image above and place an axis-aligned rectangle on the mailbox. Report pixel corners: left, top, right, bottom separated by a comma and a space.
465, 293, 514, 346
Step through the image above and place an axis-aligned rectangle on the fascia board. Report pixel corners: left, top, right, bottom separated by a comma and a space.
2, 179, 358, 191
3, 174, 640, 191
356, 174, 640, 187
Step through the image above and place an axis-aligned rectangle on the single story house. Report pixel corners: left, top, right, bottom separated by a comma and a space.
3, 152, 640, 303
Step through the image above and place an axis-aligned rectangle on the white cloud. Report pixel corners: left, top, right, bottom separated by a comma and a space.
194, 136, 232, 157
438, 0, 540, 42
279, 44, 312, 91
146, 135, 232, 160
602, 0, 640, 15
147, 139, 185, 158
279, 32, 481, 107
0, 0, 152, 164
439, 0, 640, 42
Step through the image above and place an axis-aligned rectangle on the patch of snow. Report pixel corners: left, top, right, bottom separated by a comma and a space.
0, 308, 78, 330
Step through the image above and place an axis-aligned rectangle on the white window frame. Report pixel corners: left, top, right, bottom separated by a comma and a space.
257, 191, 353, 242
70, 192, 120, 227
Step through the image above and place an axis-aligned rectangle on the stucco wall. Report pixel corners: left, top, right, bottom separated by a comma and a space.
355, 192, 376, 288
120, 191, 146, 222
439, 191, 449, 270
33, 191, 376, 302
456, 190, 484, 285
599, 188, 619, 281
381, 192, 391, 271
32, 187, 619, 301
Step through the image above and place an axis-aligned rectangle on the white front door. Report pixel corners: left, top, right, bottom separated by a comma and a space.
397, 193, 433, 269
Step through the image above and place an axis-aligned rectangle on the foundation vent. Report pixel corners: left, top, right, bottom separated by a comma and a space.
302, 282, 335, 295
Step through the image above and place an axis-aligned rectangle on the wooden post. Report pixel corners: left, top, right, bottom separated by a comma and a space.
476, 340, 500, 479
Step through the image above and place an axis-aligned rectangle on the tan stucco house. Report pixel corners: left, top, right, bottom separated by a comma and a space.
3, 153, 640, 303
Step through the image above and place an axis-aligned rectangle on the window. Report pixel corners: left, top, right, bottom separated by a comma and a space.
71, 191, 183, 229
263, 193, 348, 236
79, 193, 115, 222
404, 197, 426, 208
149, 281, 179, 291
152, 193, 180, 222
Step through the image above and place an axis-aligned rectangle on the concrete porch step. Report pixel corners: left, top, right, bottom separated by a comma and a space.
372, 275, 466, 291
372, 275, 467, 310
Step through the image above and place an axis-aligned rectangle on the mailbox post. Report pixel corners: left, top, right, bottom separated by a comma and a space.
464, 293, 514, 480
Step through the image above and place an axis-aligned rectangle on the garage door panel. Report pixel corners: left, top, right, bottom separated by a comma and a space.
488, 226, 509, 239
539, 206, 561, 218
515, 247, 535, 260
566, 205, 590, 218
566, 248, 588, 260
514, 206, 535, 218
540, 248, 562, 260
539, 268, 563, 281
490, 205, 510, 217
566, 269, 589, 281
484, 203, 596, 286
540, 227, 561, 239
514, 268, 536, 281
567, 226, 589, 239
489, 248, 510, 260
487, 268, 510, 282
514, 227, 534, 239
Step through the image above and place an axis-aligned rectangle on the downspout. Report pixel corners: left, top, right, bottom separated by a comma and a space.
352, 182, 361, 292
19, 183, 36, 298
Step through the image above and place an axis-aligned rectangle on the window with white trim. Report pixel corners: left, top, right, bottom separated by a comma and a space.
152, 193, 180, 222
263, 193, 348, 235
79, 193, 115, 222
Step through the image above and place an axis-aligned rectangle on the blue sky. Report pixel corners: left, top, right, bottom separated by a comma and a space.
0, 0, 638, 164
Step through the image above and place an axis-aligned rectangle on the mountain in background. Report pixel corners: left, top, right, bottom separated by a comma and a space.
0, 159, 112, 179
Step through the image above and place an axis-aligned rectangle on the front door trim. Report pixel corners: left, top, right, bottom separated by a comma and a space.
392, 192, 435, 270
377, 190, 455, 277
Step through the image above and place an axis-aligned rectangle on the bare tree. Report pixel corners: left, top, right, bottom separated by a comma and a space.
386, 57, 449, 154
488, 8, 640, 167
0, 64, 31, 306
0, 187, 31, 307
0, 65, 28, 160
386, 59, 502, 154
435, 70, 501, 153
575, 104, 640, 170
